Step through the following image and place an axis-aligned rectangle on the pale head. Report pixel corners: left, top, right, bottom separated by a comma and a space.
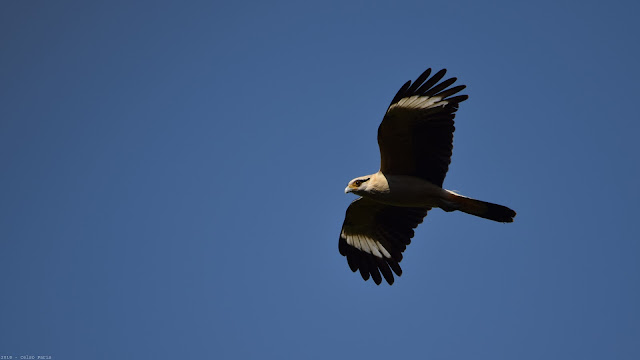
345, 175, 372, 195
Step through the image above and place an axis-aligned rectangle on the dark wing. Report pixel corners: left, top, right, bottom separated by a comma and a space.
338, 197, 430, 285
378, 68, 468, 187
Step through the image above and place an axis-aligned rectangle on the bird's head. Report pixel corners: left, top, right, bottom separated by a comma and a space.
345, 176, 371, 195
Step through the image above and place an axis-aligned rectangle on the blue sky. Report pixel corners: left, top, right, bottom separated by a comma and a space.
1, 0, 639, 359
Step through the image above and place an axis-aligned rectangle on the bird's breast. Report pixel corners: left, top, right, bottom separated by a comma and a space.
366, 173, 448, 208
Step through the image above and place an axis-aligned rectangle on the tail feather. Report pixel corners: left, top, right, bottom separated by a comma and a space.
448, 193, 516, 223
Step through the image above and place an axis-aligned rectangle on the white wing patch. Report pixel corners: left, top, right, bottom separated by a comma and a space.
387, 95, 449, 113
341, 230, 392, 259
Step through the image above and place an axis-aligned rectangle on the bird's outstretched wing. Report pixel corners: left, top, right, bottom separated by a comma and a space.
339, 197, 430, 285
378, 68, 468, 187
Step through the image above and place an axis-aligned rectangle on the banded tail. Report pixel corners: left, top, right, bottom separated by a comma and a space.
446, 191, 516, 223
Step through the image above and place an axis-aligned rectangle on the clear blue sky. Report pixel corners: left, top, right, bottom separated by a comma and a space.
2, 0, 639, 359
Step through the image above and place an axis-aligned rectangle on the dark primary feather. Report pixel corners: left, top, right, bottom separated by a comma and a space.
406, 68, 431, 94
378, 68, 468, 187
388, 80, 412, 106
415, 68, 447, 94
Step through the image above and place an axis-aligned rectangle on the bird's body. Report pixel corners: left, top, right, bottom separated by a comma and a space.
339, 68, 516, 285
346, 171, 447, 208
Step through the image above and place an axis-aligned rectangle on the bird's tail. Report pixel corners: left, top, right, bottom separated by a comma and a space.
445, 191, 516, 223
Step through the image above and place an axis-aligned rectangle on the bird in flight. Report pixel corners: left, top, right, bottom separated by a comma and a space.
339, 68, 516, 285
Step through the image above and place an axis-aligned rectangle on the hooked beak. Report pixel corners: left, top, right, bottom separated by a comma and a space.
345, 186, 352, 194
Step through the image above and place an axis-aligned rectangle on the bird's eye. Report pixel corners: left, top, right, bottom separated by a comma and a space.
354, 180, 363, 186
